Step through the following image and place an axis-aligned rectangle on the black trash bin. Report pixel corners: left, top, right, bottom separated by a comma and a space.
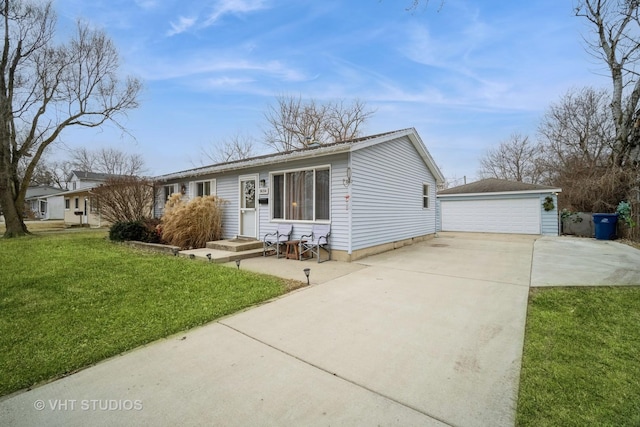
592, 213, 618, 240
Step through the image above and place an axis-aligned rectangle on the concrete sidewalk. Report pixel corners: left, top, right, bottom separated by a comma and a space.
0, 233, 535, 427
532, 236, 640, 286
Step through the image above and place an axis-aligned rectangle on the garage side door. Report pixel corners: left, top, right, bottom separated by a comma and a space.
440, 198, 541, 234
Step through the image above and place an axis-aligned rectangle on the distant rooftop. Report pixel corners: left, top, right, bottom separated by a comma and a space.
438, 178, 560, 195
70, 171, 130, 181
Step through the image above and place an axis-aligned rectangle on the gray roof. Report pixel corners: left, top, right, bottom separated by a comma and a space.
154, 128, 445, 184
438, 178, 560, 195
70, 171, 129, 181
25, 185, 65, 199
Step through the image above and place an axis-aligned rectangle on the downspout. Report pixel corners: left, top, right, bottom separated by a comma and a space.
435, 197, 439, 237
347, 152, 353, 258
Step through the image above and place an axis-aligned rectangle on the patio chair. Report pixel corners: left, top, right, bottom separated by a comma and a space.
263, 223, 293, 258
299, 224, 331, 263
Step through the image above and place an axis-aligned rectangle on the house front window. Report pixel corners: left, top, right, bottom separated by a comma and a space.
65, 199, 70, 210
74, 197, 79, 209
423, 183, 430, 209
195, 180, 215, 197
272, 167, 330, 221
163, 184, 176, 201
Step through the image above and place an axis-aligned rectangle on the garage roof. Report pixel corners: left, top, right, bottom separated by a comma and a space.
438, 178, 561, 196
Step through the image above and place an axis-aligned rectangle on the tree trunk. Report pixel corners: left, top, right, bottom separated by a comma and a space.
0, 175, 28, 238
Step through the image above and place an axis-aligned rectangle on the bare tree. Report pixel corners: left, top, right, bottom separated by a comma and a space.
537, 87, 614, 181
576, 0, 640, 166
263, 95, 375, 152
90, 176, 154, 224
325, 99, 373, 142
0, 1, 141, 237
70, 147, 145, 176
536, 86, 635, 212
478, 134, 542, 183
200, 132, 256, 164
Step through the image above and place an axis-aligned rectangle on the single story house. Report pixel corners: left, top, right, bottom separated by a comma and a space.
154, 128, 445, 261
436, 178, 562, 235
24, 185, 65, 220
59, 188, 106, 227
54, 171, 128, 227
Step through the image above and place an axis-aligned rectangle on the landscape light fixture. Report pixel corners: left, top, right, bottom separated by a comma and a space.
206, 253, 212, 262
235, 259, 241, 270
172, 248, 178, 256
189, 254, 195, 260
303, 268, 310, 286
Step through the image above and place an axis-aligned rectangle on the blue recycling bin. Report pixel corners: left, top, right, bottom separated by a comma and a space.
592, 213, 618, 240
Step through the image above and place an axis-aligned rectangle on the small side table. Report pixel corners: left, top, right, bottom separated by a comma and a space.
284, 240, 305, 260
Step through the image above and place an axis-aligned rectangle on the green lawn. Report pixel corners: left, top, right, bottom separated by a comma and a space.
0, 232, 295, 397
517, 287, 640, 427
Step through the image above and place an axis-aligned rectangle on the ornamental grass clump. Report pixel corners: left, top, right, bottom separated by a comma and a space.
161, 194, 227, 249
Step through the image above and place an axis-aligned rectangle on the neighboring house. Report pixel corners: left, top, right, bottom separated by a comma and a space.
55, 171, 127, 227
436, 178, 562, 236
24, 185, 66, 220
154, 128, 445, 261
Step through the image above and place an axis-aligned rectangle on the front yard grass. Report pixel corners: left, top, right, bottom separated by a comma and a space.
0, 232, 294, 397
517, 287, 640, 426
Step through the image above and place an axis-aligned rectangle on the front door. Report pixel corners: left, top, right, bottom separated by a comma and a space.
83, 198, 89, 225
239, 175, 258, 238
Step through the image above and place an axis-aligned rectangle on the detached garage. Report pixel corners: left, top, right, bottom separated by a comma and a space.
437, 179, 561, 236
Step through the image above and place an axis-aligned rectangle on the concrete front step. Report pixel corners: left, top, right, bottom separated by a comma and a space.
179, 247, 266, 263
206, 239, 263, 252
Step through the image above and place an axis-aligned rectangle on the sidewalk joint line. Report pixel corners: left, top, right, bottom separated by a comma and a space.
218, 322, 456, 427
359, 264, 530, 289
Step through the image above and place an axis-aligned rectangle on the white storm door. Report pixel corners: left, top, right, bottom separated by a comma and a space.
83, 198, 89, 225
239, 175, 258, 238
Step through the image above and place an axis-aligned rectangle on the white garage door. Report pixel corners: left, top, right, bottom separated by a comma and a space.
440, 198, 541, 234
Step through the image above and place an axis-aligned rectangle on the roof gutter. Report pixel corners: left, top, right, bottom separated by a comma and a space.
437, 188, 562, 197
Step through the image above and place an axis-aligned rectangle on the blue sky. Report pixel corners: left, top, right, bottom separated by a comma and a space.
53, 0, 609, 184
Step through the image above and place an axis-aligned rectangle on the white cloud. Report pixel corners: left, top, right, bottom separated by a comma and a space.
205, 76, 255, 87
167, 16, 197, 36
204, 0, 268, 26
136, 54, 309, 86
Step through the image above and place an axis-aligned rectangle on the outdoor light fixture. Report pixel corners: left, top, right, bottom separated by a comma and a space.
235, 259, 241, 269
189, 254, 195, 260
206, 253, 212, 262
172, 248, 178, 256
303, 268, 310, 286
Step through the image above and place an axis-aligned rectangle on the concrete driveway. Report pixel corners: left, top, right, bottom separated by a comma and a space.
532, 236, 640, 286
0, 232, 535, 427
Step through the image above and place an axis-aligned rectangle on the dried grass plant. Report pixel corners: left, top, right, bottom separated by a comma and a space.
161, 194, 227, 249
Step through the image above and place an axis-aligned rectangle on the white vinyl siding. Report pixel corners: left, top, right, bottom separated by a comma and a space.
540, 194, 559, 236
216, 175, 239, 239
350, 136, 437, 251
